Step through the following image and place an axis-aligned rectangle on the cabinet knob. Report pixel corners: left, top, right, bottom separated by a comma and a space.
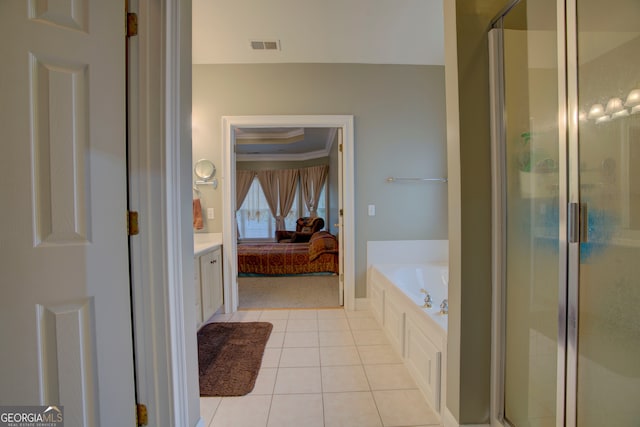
210, 259, 217, 264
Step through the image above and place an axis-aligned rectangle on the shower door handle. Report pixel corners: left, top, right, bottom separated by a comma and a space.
568, 202, 588, 243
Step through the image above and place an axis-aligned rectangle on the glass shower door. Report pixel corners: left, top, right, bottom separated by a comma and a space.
497, 0, 561, 425
573, 0, 640, 424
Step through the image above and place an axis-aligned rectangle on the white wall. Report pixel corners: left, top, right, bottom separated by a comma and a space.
192, 63, 447, 297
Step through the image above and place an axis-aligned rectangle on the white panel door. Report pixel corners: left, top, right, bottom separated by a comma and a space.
0, 1, 136, 425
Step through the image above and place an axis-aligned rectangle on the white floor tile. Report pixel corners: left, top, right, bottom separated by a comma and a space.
283, 331, 319, 347
267, 319, 287, 332
320, 346, 361, 366
317, 309, 347, 319
266, 332, 285, 348
348, 316, 382, 331
353, 330, 390, 346
267, 394, 324, 427
319, 330, 355, 347
210, 395, 271, 427
321, 365, 370, 392
323, 391, 382, 427
345, 309, 374, 318
231, 310, 263, 322
201, 308, 438, 427
373, 389, 440, 426
364, 364, 418, 390
274, 367, 322, 394
288, 309, 318, 319
318, 318, 350, 331
261, 348, 282, 368
286, 318, 319, 332
199, 397, 221, 427
358, 345, 403, 365
250, 368, 277, 395
279, 347, 320, 367
209, 313, 233, 323
259, 310, 290, 320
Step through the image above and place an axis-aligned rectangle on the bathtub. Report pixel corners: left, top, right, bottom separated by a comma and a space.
374, 263, 448, 327
367, 260, 448, 417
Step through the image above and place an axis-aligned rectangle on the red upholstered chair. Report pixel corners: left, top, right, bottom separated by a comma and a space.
276, 217, 325, 243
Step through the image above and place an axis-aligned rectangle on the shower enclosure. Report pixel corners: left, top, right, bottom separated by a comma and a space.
489, 0, 640, 426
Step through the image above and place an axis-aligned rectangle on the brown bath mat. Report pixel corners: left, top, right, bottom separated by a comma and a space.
197, 322, 273, 396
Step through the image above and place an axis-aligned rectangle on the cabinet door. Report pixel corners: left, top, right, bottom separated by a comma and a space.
200, 249, 222, 322
210, 249, 223, 311
194, 258, 202, 327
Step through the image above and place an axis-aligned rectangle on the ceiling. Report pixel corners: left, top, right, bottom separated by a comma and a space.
192, 0, 445, 66
193, 0, 445, 159
235, 127, 336, 161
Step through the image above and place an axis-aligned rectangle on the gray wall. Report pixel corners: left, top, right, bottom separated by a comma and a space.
192, 63, 448, 297
444, 0, 507, 423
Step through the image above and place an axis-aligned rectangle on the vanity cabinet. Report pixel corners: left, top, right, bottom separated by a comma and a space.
199, 247, 223, 324
194, 258, 202, 326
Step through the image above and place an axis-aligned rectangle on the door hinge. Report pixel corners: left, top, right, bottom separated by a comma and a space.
127, 211, 140, 236
127, 12, 138, 37
339, 143, 343, 152
339, 209, 343, 216
136, 403, 148, 426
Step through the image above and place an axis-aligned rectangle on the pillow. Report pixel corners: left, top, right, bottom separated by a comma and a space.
290, 231, 313, 243
308, 231, 339, 261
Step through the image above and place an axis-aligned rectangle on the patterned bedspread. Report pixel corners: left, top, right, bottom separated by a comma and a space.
237, 234, 339, 275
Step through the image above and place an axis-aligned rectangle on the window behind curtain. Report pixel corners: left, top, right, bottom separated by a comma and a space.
303, 183, 327, 220
237, 177, 300, 240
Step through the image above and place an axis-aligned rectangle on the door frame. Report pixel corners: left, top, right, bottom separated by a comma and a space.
221, 115, 356, 313
128, 0, 197, 426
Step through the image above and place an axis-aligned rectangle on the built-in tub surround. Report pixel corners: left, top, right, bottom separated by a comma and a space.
367, 240, 448, 420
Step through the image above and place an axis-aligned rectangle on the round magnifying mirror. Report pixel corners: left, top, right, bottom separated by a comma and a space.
194, 159, 216, 181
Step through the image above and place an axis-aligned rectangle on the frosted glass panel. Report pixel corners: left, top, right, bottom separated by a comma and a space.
501, 1, 560, 426
576, 0, 640, 425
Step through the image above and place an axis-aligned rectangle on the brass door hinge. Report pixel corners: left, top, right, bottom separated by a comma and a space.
127, 12, 138, 37
136, 403, 148, 426
127, 211, 139, 236
339, 209, 343, 216
339, 143, 343, 152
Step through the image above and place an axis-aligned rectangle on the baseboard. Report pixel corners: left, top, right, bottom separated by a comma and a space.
354, 297, 370, 311
443, 408, 491, 427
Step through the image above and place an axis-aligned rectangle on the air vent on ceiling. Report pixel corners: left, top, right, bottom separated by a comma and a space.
250, 39, 281, 51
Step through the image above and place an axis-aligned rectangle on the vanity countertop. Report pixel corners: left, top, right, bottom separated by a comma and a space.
194, 232, 223, 257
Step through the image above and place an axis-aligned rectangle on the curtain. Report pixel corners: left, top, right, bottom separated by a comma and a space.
235, 170, 256, 238
236, 170, 256, 209
256, 170, 279, 229
300, 165, 329, 217
276, 169, 299, 230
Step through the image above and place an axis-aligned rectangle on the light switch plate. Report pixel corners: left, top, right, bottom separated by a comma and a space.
207, 208, 215, 219
368, 204, 375, 216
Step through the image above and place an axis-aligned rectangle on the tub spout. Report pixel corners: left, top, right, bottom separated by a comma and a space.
440, 299, 448, 315
420, 289, 432, 308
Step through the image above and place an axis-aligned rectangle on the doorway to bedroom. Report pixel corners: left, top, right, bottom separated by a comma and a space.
218, 115, 356, 314
234, 125, 342, 309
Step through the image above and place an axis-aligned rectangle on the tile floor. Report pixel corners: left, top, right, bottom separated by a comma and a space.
200, 308, 440, 427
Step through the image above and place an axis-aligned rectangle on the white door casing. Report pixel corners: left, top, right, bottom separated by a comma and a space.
0, 1, 136, 425
221, 115, 356, 313
337, 128, 345, 306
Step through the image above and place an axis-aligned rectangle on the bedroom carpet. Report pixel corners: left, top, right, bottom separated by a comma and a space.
238, 275, 340, 309
197, 322, 273, 396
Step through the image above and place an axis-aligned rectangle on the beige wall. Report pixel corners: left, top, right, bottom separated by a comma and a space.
444, 0, 506, 423
192, 63, 448, 297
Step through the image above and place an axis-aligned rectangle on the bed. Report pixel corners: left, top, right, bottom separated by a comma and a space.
237, 231, 339, 276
